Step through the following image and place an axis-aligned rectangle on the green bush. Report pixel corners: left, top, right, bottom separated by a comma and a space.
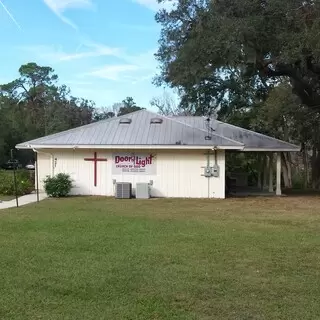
292, 173, 306, 190
0, 170, 34, 196
43, 173, 73, 198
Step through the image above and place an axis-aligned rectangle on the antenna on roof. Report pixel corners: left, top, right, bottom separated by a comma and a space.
205, 116, 212, 140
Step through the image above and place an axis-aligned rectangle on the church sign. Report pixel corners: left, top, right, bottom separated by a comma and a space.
112, 153, 156, 175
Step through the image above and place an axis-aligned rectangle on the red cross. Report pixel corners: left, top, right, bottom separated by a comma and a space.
84, 152, 107, 187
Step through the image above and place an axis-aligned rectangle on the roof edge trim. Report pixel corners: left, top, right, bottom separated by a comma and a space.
16, 144, 244, 151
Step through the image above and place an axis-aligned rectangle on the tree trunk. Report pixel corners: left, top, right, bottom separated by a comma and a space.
286, 153, 292, 188
281, 152, 292, 189
311, 147, 320, 189
263, 154, 268, 191
302, 143, 309, 189
268, 153, 274, 192
257, 153, 262, 189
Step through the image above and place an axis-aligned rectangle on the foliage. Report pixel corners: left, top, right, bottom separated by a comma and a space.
156, 0, 320, 110
118, 96, 144, 116
0, 63, 144, 165
43, 173, 73, 198
0, 63, 95, 165
155, 0, 320, 188
150, 90, 189, 115
93, 107, 115, 122
0, 170, 33, 196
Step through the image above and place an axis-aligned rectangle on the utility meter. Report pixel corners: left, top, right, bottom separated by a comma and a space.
204, 167, 212, 177
211, 164, 220, 177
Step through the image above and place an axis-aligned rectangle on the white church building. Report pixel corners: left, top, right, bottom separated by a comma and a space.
16, 110, 300, 199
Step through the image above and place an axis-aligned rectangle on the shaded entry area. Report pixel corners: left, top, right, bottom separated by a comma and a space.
225, 151, 283, 197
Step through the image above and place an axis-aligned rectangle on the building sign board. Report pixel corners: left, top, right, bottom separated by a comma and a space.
112, 153, 156, 175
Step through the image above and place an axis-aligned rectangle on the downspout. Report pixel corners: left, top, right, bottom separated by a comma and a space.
207, 151, 210, 198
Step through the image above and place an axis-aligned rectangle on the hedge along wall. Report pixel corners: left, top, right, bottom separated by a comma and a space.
0, 170, 34, 196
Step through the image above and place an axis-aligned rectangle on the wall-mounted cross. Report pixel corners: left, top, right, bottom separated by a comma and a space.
84, 152, 107, 187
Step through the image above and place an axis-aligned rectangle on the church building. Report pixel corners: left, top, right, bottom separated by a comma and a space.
16, 110, 300, 199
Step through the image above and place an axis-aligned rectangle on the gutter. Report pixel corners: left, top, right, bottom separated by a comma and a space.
243, 148, 301, 152
17, 144, 245, 151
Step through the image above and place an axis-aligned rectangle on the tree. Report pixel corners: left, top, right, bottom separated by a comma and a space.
150, 90, 188, 115
118, 97, 144, 116
93, 107, 115, 122
156, 0, 320, 111
252, 83, 320, 188
155, 0, 320, 188
0, 63, 95, 165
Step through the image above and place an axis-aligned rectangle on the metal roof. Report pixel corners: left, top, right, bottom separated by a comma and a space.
16, 110, 300, 151
173, 116, 300, 151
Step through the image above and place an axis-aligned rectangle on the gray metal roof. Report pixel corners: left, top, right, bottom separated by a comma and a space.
173, 116, 300, 151
16, 110, 300, 151
16, 110, 242, 149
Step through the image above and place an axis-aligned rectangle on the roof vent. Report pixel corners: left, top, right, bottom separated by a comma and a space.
119, 118, 132, 124
150, 117, 163, 124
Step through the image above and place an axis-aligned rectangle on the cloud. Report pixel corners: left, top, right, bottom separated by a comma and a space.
20, 42, 120, 63
0, 0, 22, 30
132, 0, 174, 11
122, 49, 157, 70
20, 41, 159, 85
81, 45, 159, 83
64, 80, 93, 86
83, 46, 159, 83
87, 65, 139, 81
43, 0, 93, 29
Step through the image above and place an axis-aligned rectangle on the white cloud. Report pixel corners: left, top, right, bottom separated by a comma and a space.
20, 42, 120, 63
80, 45, 159, 83
87, 65, 139, 81
122, 49, 157, 70
133, 0, 174, 11
64, 80, 93, 86
83, 46, 159, 83
20, 40, 159, 85
43, 0, 93, 29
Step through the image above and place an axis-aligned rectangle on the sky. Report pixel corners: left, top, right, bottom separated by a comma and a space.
0, 0, 176, 109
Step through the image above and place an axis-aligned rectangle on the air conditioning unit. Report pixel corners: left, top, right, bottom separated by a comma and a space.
115, 182, 132, 199
136, 183, 150, 199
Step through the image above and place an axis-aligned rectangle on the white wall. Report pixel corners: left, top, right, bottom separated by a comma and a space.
36, 148, 225, 199
36, 152, 52, 190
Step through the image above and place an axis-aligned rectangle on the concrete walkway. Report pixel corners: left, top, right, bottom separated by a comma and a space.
0, 192, 47, 209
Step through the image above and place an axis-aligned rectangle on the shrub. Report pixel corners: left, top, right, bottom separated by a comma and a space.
292, 173, 305, 190
43, 173, 73, 198
0, 170, 34, 196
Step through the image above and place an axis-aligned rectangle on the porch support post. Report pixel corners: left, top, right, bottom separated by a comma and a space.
269, 153, 274, 193
276, 152, 282, 196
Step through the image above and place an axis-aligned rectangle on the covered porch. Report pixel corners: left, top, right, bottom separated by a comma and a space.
225, 151, 288, 197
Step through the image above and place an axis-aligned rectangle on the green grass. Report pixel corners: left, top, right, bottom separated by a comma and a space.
0, 194, 16, 201
0, 196, 320, 319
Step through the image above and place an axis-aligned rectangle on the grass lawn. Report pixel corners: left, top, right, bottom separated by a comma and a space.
0, 194, 16, 201
0, 196, 320, 319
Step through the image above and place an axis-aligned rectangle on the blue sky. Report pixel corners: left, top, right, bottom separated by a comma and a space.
0, 0, 175, 109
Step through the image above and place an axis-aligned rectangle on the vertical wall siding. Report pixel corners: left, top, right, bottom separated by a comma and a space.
37, 153, 52, 190
37, 148, 226, 198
